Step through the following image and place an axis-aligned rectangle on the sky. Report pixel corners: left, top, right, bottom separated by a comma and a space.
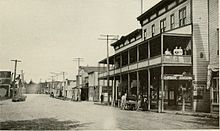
0, 0, 160, 83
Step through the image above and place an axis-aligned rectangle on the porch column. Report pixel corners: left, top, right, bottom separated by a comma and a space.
120, 53, 122, 67
161, 66, 164, 112
137, 71, 140, 98
160, 34, 164, 112
98, 63, 100, 101
119, 74, 122, 108
148, 41, 150, 59
128, 73, 131, 96
128, 50, 130, 65
137, 45, 139, 62
115, 78, 118, 101
112, 76, 116, 106
148, 69, 151, 110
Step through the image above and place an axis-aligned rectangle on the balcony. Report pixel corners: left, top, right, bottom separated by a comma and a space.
162, 55, 191, 65
98, 55, 192, 78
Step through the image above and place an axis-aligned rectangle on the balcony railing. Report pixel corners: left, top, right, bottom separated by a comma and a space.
162, 55, 191, 64
99, 55, 192, 78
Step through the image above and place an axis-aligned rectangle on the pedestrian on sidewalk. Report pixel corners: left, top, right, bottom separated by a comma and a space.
121, 93, 127, 110
136, 95, 141, 111
100, 94, 104, 104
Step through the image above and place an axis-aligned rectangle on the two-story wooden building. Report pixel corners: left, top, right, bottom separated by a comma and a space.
98, 0, 219, 112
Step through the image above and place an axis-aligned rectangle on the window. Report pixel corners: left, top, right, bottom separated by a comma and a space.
152, 24, 155, 37
160, 18, 166, 33
170, 14, 175, 29
179, 7, 186, 27
144, 29, 147, 40
212, 77, 219, 103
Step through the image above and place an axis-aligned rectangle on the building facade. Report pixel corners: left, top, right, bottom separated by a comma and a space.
63, 79, 76, 99
98, 0, 219, 112
207, 0, 219, 113
75, 66, 107, 101
0, 71, 12, 98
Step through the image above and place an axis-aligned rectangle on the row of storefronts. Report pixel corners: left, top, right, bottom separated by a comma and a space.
43, 66, 108, 102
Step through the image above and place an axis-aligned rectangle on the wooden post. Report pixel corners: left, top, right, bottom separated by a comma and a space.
161, 66, 164, 112
182, 84, 185, 113
148, 69, 151, 110
111, 77, 115, 106
137, 45, 139, 62
115, 77, 118, 105
160, 34, 164, 113
137, 71, 140, 97
119, 74, 122, 108
128, 73, 130, 96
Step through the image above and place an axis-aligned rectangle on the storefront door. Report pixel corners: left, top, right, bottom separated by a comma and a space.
168, 81, 178, 107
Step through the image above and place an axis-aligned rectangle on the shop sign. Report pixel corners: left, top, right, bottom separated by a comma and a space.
163, 75, 192, 80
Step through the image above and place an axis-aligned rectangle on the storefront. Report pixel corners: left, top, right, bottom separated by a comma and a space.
163, 74, 193, 111
207, 65, 219, 113
0, 71, 12, 98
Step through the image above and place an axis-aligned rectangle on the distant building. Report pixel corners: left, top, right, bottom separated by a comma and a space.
99, 0, 219, 113
63, 79, 76, 99
0, 71, 12, 98
76, 66, 107, 101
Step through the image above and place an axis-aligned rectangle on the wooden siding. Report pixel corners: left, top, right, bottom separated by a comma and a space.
209, 0, 219, 66
142, 0, 191, 41
167, 24, 191, 34
192, 0, 209, 82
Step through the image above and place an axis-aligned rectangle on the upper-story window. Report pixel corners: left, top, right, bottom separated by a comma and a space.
152, 24, 155, 37
179, 7, 186, 27
144, 29, 147, 40
170, 14, 175, 29
160, 18, 166, 33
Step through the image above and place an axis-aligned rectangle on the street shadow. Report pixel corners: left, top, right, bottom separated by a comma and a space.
181, 117, 219, 128
0, 118, 91, 130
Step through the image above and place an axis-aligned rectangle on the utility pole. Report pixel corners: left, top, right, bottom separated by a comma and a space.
73, 58, 84, 75
62, 72, 66, 84
50, 75, 55, 93
11, 59, 21, 99
21, 70, 25, 95
141, 0, 144, 14
61, 72, 67, 96
98, 34, 118, 105
73, 58, 84, 102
